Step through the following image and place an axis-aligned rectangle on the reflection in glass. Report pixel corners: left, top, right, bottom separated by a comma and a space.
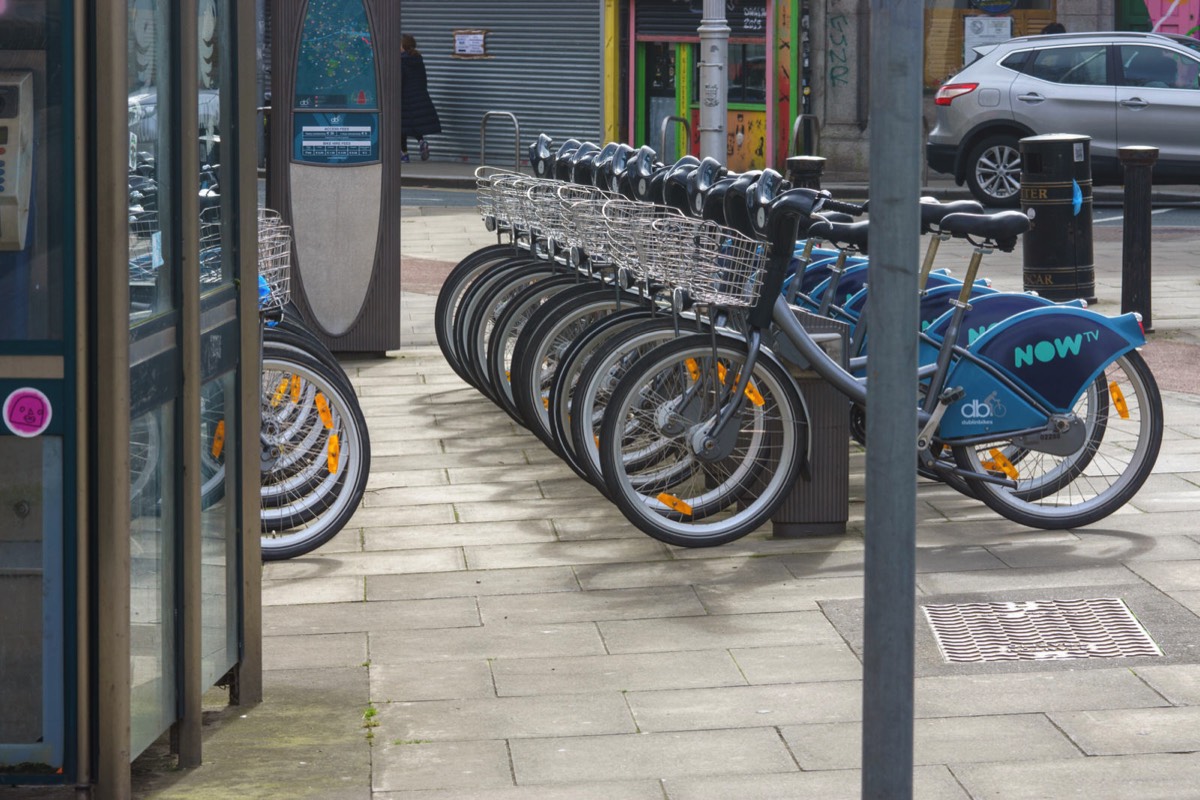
128, 0, 173, 322
200, 373, 237, 687
129, 403, 176, 758
0, 437, 61, 745
0, 6, 65, 341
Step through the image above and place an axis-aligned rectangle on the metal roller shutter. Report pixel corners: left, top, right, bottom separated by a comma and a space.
400, 1, 605, 166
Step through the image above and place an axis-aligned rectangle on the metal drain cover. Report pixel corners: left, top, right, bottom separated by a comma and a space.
923, 598, 1163, 663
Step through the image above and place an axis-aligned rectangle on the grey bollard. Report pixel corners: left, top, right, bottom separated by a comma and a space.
771, 307, 850, 538
1119, 146, 1158, 332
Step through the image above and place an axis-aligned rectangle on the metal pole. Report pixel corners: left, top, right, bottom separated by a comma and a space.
862, 1, 922, 798
1120, 146, 1158, 332
697, 0, 729, 163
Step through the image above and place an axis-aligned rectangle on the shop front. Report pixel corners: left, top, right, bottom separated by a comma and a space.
0, 1, 261, 797
628, 0, 812, 171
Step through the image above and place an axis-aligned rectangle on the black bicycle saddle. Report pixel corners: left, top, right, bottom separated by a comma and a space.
662, 156, 702, 215
627, 147, 667, 202
605, 143, 637, 193
568, 141, 601, 184
552, 139, 583, 181
588, 142, 622, 189
721, 170, 764, 237
686, 157, 728, 217
529, 133, 555, 178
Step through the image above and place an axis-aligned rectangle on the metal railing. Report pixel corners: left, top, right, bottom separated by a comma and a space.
789, 113, 821, 157
480, 111, 522, 171
660, 115, 691, 160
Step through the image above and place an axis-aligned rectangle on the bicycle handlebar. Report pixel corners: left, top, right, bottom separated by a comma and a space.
820, 198, 867, 216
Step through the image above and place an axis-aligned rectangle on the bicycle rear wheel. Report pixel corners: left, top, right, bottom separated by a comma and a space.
598, 334, 807, 547
951, 350, 1162, 529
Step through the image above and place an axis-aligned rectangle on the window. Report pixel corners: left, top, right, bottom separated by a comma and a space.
1028, 45, 1107, 85
692, 43, 767, 105
1120, 45, 1200, 90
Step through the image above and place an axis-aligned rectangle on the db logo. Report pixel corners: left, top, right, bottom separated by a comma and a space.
961, 399, 993, 418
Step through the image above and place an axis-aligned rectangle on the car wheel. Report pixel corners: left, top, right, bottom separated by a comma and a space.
965, 135, 1022, 207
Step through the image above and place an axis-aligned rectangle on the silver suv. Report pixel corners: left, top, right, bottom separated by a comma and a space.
926, 31, 1200, 206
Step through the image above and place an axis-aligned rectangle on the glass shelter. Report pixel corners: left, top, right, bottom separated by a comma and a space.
0, 1, 261, 797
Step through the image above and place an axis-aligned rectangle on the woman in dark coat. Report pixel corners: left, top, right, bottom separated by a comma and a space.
400, 34, 441, 161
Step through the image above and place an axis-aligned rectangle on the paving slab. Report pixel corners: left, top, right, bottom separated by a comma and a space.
661, 765, 970, 800
369, 620, 607, 664
373, 779, 665, 799
262, 596, 480, 636
372, 739, 513, 794
598, 610, 844, 654
1049, 706, 1200, 755
729, 643, 864, 684
780, 713, 1082, 770
379, 691, 636, 741
362, 519, 559, 551
491, 649, 746, 696
914, 669, 1168, 717
626, 680, 863, 730
509, 728, 797, 784
477, 585, 706, 625
366, 565, 580, 601
951, 752, 1200, 800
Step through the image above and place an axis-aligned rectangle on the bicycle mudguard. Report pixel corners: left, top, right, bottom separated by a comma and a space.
938, 306, 1145, 439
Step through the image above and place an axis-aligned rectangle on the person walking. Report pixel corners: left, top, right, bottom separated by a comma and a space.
401, 34, 441, 162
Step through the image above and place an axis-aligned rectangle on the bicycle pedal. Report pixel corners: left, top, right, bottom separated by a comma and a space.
939, 386, 965, 405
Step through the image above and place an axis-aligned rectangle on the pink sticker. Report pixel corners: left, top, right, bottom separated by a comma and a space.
3, 388, 53, 438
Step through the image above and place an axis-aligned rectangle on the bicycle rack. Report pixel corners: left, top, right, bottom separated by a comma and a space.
480, 111, 522, 171
659, 115, 691, 160
789, 113, 821, 157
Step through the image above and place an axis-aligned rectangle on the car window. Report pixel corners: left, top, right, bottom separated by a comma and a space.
1028, 45, 1108, 86
1120, 45, 1200, 90
1000, 51, 1031, 73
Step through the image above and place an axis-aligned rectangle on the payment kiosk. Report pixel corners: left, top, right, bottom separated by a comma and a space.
269, 0, 402, 353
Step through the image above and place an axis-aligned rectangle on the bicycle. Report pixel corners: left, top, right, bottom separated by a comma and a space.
594, 185, 1161, 545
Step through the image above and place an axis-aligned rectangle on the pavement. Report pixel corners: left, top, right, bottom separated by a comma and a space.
96, 163, 1200, 797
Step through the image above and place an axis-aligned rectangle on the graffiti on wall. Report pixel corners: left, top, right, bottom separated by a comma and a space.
827, 12, 851, 87
1147, 0, 1199, 36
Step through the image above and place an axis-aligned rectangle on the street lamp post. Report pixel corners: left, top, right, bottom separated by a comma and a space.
696, 0, 729, 163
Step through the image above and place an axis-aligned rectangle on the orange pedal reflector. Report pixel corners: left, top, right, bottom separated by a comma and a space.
685, 358, 700, 382
656, 493, 693, 516
211, 420, 226, 459
272, 377, 289, 407
315, 393, 334, 429
290, 374, 302, 403
1109, 381, 1130, 419
983, 448, 1019, 480
327, 433, 340, 474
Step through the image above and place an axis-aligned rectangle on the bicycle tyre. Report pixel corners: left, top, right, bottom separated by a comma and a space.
260, 349, 371, 560
951, 350, 1162, 529
598, 333, 807, 547
508, 286, 638, 439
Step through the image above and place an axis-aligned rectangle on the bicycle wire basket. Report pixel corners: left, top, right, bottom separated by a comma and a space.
602, 198, 683, 281
475, 165, 525, 225
652, 216, 768, 307
257, 207, 293, 310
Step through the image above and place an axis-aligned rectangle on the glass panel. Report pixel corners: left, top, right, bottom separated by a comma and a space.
128, 0, 178, 759
1120, 45, 1200, 89
0, 436, 61, 745
294, 0, 378, 109
129, 402, 177, 758
198, 0, 230, 289
0, 1, 66, 341
200, 372, 237, 687
128, 0, 174, 322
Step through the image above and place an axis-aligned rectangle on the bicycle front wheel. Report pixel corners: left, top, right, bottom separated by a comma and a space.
951, 350, 1162, 529
598, 334, 807, 547
260, 350, 371, 560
